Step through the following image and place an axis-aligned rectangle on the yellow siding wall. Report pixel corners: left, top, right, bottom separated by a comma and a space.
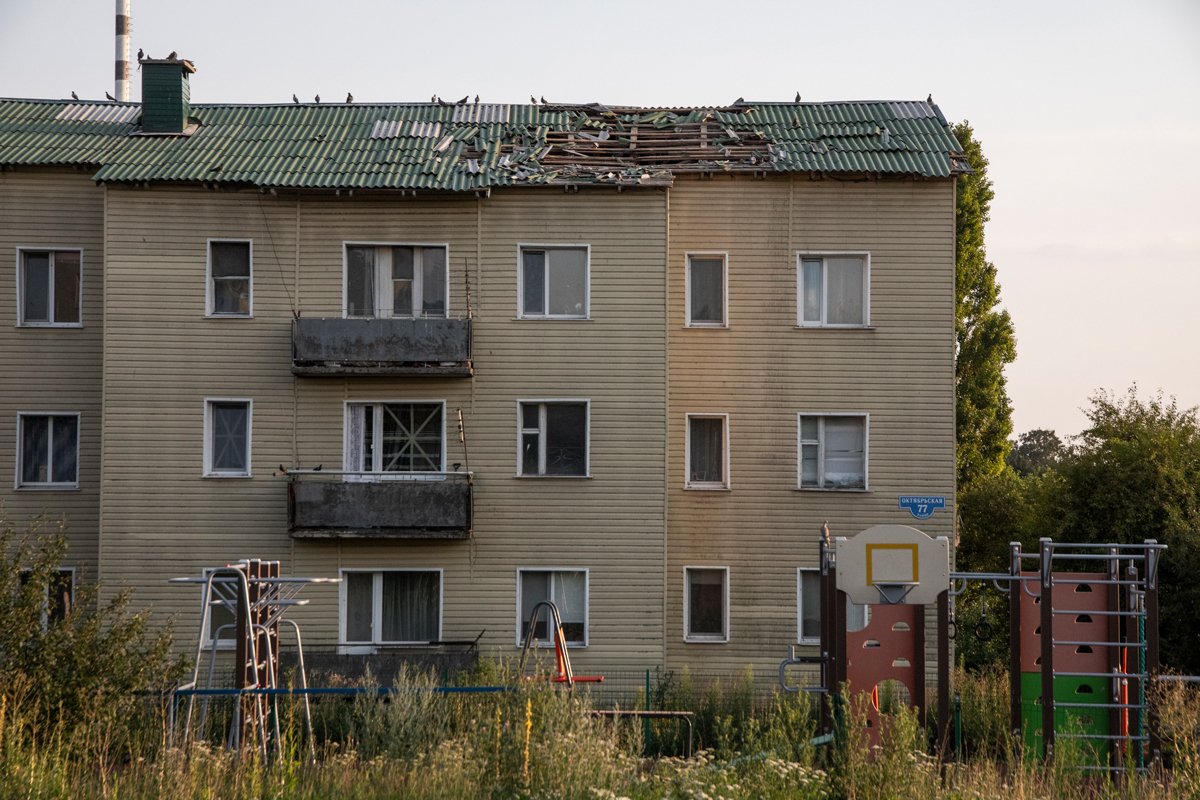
664, 175, 957, 677
0, 169, 103, 574
99, 186, 668, 671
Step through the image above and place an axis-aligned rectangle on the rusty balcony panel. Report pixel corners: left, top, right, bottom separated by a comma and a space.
289, 475, 472, 539
292, 317, 472, 376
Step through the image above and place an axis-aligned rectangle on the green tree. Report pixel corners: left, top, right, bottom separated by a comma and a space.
954, 122, 1017, 488
1007, 428, 1068, 476
1058, 388, 1200, 671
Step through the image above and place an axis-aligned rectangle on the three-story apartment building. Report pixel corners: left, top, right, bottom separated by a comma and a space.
0, 59, 966, 679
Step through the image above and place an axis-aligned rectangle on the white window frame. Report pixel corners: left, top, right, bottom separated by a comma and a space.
515, 399, 591, 478
516, 243, 591, 320
16, 247, 83, 328
514, 567, 590, 648
201, 568, 238, 650
684, 413, 730, 490
342, 242, 452, 319
14, 411, 81, 490
684, 251, 728, 328
342, 400, 448, 479
202, 398, 252, 478
205, 239, 253, 318
20, 566, 75, 629
338, 568, 444, 653
796, 568, 871, 644
795, 251, 870, 328
683, 565, 730, 643
796, 412, 869, 491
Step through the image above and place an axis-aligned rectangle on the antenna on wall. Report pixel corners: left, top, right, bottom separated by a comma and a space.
115, 0, 131, 102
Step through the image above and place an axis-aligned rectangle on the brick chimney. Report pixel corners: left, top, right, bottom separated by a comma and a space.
140, 57, 196, 133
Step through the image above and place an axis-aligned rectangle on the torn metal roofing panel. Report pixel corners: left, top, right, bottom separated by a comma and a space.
0, 98, 968, 189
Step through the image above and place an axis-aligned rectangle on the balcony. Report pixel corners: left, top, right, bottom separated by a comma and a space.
288, 472, 472, 540
292, 317, 472, 376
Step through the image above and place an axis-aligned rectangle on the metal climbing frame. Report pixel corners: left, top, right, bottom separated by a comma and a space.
168, 560, 338, 755
950, 539, 1164, 773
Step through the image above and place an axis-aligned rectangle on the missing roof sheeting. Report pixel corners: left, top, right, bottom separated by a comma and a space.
55, 103, 140, 124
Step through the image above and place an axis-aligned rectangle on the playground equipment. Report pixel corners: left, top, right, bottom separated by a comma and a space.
168, 560, 337, 755
519, 600, 604, 687
783, 527, 1165, 775
780, 524, 954, 750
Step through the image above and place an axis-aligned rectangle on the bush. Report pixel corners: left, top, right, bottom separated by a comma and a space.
0, 519, 184, 752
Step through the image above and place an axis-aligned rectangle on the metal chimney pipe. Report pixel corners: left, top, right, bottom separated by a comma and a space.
115, 0, 131, 102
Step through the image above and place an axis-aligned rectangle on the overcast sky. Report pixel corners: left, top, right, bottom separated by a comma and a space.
2, 0, 1197, 438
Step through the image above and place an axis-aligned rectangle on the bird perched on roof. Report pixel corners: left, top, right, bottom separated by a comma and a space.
474, 94, 479, 105
734, 96, 745, 105
137, 47, 144, 61
71, 91, 78, 101
314, 94, 320, 103
927, 93, 933, 104
292, 93, 299, 103
167, 50, 178, 60
540, 95, 547, 105
431, 94, 436, 102
346, 92, 353, 103
456, 95, 468, 105
530, 95, 537, 104
105, 91, 116, 101
795, 92, 801, 102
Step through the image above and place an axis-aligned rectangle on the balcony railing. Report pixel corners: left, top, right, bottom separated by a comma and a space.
288, 471, 472, 539
292, 317, 472, 376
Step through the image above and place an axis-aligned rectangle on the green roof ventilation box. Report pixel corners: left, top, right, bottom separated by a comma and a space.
140, 57, 196, 134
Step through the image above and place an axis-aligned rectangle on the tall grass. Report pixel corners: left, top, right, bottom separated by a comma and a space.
0, 665, 1197, 799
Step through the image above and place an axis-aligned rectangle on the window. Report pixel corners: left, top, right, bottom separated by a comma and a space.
798, 254, 868, 327
342, 570, 442, 648
518, 401, 588, 477
519, 246, 588, 319
203, 399, 251, 477
685, 414, 728, 489
798, 414, 867, 490
201, 569, 238, 650
16, 413, 79, 488
684, 567, 728, 642
797, 568, 869, 643
687, 254, 726, 327
207, 240, 251, 316
18, 249, 81, 326
346, 402, 444, 475
19, 568, 74, 627
517, 569, 587, 646
346, 244, 448, 318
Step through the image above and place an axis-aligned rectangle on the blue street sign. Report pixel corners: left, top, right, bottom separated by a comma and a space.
898, 495, 945, 520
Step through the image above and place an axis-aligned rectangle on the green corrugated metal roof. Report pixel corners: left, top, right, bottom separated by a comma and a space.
0, 98, 968, 190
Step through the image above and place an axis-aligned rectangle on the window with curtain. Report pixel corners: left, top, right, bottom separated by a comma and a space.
519, 569, 587, 645
687, 415, 727, 488
798, 254, 867, 327
19, 249, 81, 326
205, 400, 250, 476
799, 414, 867, 489
345, 244, 448, 318
519, 246, 588, 318
346, 403, 444, 475
208, 241, 251, 316
798, 568, 869, 643
687, 255, 725, 326
685, 567, 728, 641
518, 401, 587, 476
343, 570, 441, 646
17, 413, 79, 487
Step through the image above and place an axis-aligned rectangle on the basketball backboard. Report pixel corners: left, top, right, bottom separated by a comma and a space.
835, 524, 950, 605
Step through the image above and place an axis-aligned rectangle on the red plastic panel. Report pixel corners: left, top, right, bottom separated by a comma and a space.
1018, 572, 1110, 673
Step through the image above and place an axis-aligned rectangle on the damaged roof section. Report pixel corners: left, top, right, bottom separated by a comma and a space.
0, 98, 970, 190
